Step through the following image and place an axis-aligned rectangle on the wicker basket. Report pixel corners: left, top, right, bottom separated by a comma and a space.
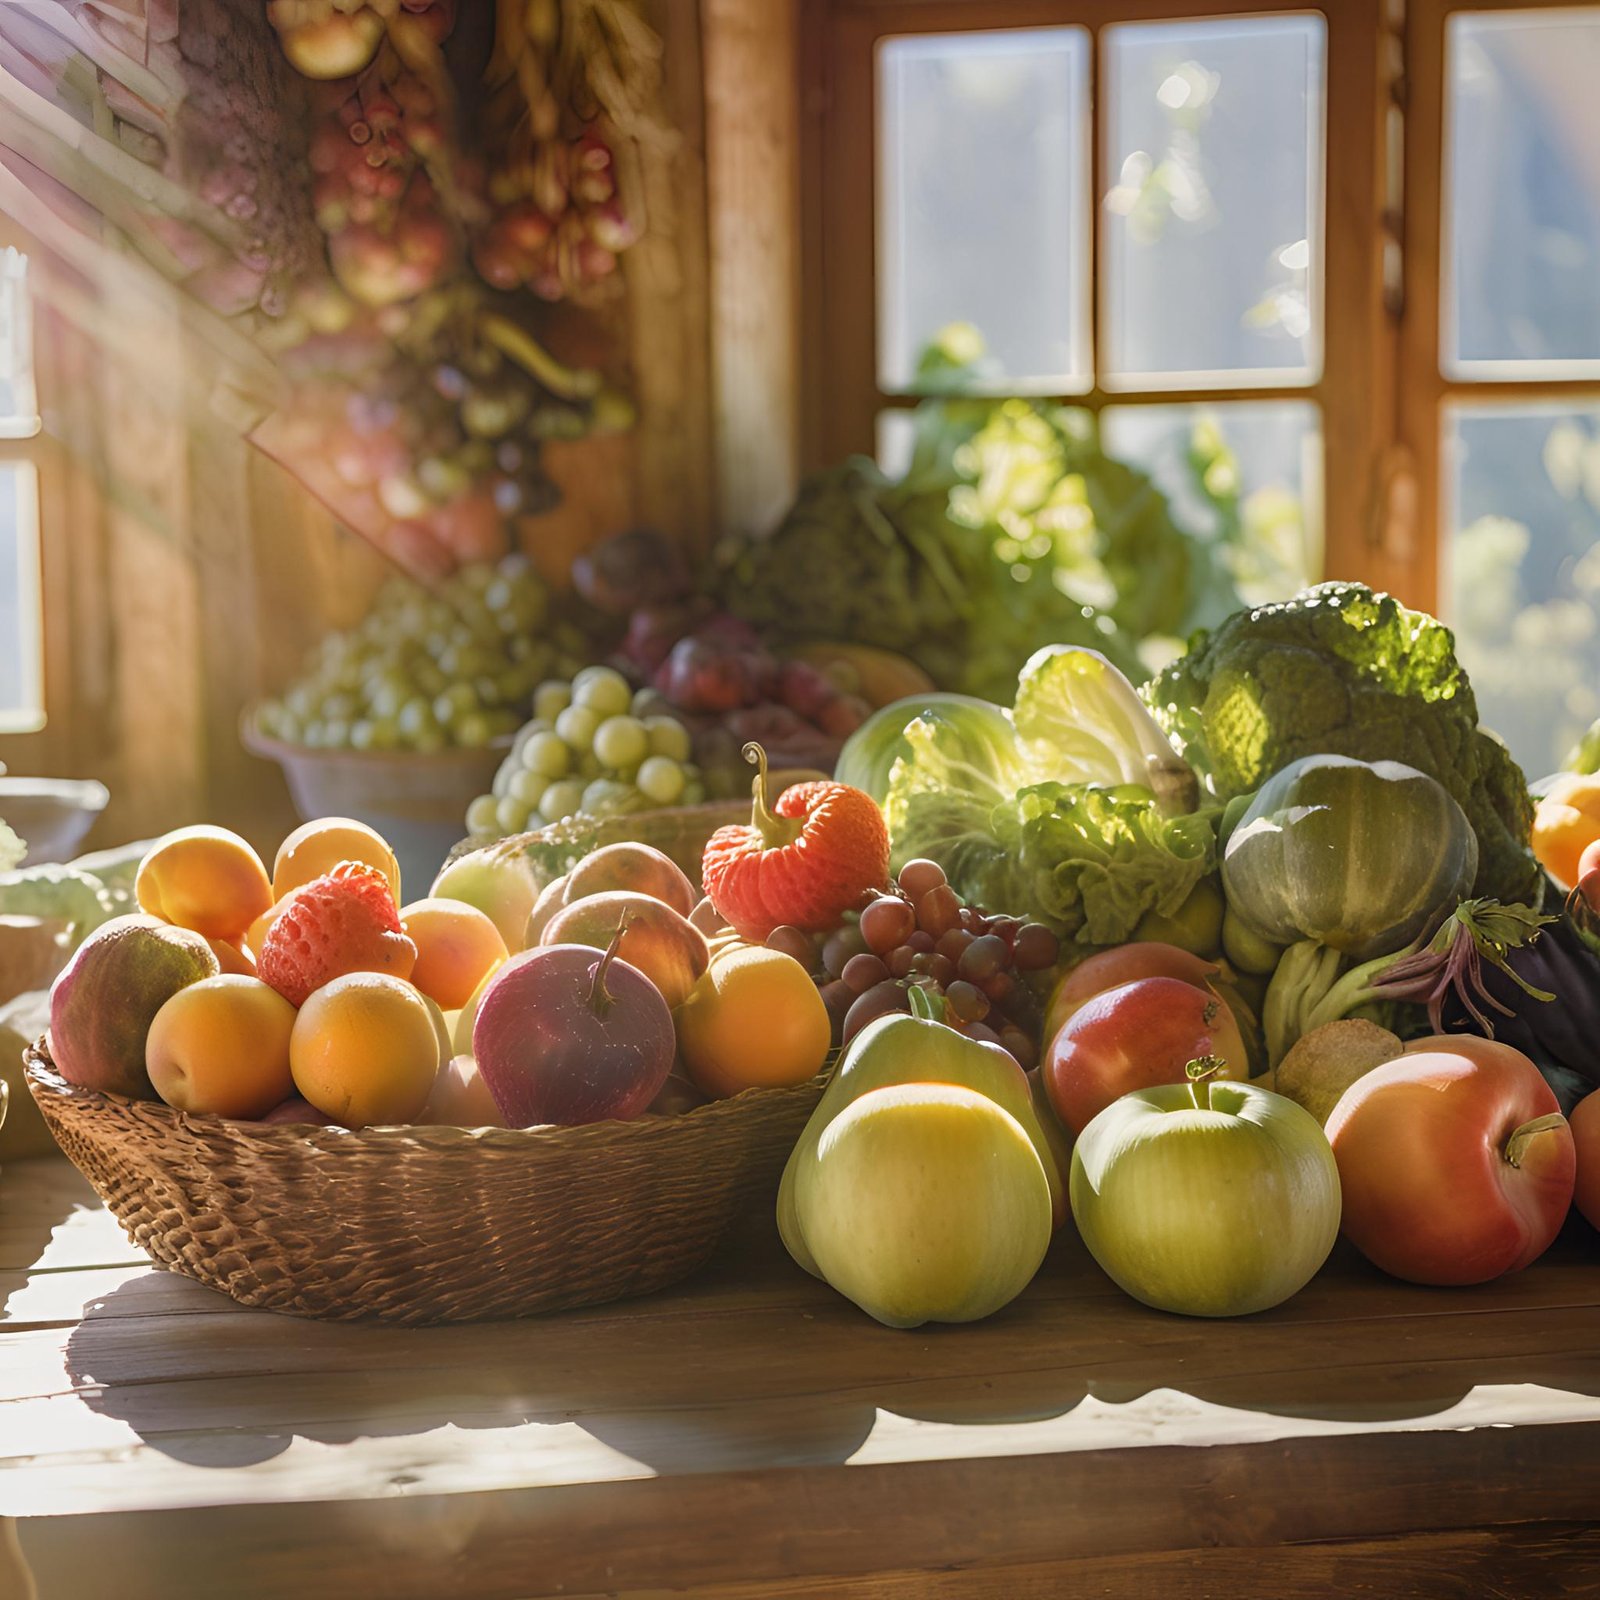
27, 1045, 822, 1324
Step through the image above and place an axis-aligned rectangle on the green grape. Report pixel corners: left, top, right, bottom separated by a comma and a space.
285, 685, 318, 721
581, 779, 640, 818
572, 666, 632, 717
498, 551, 534, 582
455, 710, 495, 748
576, 750, 603, 781
322, 719, 353, 749
301, 722, 326, 749
643, 716, 692, 763
593, 715, 648, 769
533, 679, 572, 722
415, 662, 447, 697
397, 698, 437, 740
636, 755, 687, 806
539, 778, 586, 823
495, 794, 533, 834
485, 709, 521, 739
483, 576, 516, 614
509, 768, 548, 807
411, 723, 447, 755
466, 793, 501, 835
681, 779, 707, 806
522, 730, 571, 778
349, 719, 378, 751
434, 684, 479, 725
555, 704, 601, 750
492, 758, 517, 798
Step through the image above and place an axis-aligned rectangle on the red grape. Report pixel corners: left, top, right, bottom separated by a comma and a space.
1012, 923, 1060, 971
843, 980, 911, 1044
968, 1022, 1003, 1048
886, 945, 917, 979
898, 858, 947, 900
842, 952, 891, 994
999, 1027, 1037, 1070
822, 926, 868, 979
936, 927, 975, 962
982, 971, 1015, 1006
767, 924, 818, 967
906, 930, 936, 954
987, 916, 1021, 944
917, 886, 963, 939
957, 934, 1010, 984
944, 979, 990, 1023
860, 896, 916, 955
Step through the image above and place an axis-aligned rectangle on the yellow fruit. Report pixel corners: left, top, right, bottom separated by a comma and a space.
273, 816, 402, 904
675, 945, 830, 1098
146, 975, 296, 1119
136, 826, 274, 943
1531, 773, 1600, 889
401, 897, 509, 1010
289, 973, 441, 1128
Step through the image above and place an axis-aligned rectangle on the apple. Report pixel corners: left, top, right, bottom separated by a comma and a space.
1325, 1045, 1576, 1285
1573, 1089, 1600, 1231
1044, 941, 1219, 1043
1070, 1067, 1341, 1317
793, 1081, 1052, 1329
1044, 975, 1248, 1137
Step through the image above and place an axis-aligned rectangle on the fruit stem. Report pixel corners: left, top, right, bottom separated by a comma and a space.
588, 914, 633, 1017
907, 982, 941, 1023
1185, 1055, 1227, 1112
1503, 1111, 1568, 1168
743, 742, 803, 851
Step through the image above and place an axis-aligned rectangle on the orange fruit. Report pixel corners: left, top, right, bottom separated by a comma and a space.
146, 975, 296, 1119
136, 826, 273, 943
1531, 774, 1600, 889
273, 816, 402, 905
401, 897, 509, 1010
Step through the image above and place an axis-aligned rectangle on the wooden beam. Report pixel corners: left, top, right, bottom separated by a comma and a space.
703, 0, 802, 536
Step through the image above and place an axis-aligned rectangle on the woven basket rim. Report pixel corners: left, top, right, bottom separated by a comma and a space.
24, 1039, 825, 1153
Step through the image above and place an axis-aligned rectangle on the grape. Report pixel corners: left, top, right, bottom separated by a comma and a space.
681, 780, 707, 806
1013, 923, 1060, 971
766, 925, 817, 966
643, 715, 691, 762
968, 1023, 1002, 1048
455, 711, 495, 747
999, 1028, 1037, 1070
555, 704, 601, 749
860, 896, 916, 955
533, 680, 572, 722
571, 665, 632, 716
522, 730, 571, 779
818, 979, 854, 1040
636, 755, 686, 805
495, 794, 532, 834
822, 926, 868, 979
916, 886, 963, 939
898, 859, 948, 900
944, 980, 989, 1024
593, 714, 649, 768
842, 952, 890, 994
910, 952, 956, 987
935, 927, 974, 963
957, 935, 1010, 985
905, 930, 935, 954
509, 768, 548, 807
466, 793, 500, 835
540, 778, 586, 822
577, 750, 604, 781
981, 971, 1015, 1006
843, 980, 911, 1044
886, 945, 917, 979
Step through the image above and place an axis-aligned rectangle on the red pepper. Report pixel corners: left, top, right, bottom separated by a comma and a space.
702, 744, 890, 939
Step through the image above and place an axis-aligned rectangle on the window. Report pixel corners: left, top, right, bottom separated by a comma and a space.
0, 245, 44, 733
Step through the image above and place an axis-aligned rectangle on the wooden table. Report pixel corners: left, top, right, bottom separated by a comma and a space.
3, 1154, 1598, 1599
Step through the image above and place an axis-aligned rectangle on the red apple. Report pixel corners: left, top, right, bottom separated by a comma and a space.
1044, 942, 1219, 1044
1043, 976, 1248, 1137
1325, 1046, 1576, 1285
1572, 1089, 1600, 1232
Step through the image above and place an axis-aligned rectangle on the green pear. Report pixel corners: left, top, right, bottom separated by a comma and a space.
778, 1001, 1067, 1277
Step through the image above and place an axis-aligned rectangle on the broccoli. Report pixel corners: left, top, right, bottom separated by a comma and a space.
1144, 582, 1539, 906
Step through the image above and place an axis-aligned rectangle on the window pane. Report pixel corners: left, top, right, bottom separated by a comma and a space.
878, 29, 1090, 394
1446, 11, 1600, 376
0, 249, 39, 438
877, 410, 916, 478
1101, 401, 1322, 614
0, 462, 44, 731
1102, 16, 1324, 389
1443, 404, 1600, 778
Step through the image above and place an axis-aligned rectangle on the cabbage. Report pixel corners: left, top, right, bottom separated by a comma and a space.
835, 692, 1019, 804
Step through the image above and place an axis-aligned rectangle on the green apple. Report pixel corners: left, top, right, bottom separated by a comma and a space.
795, 1082, 1052, 1329
1069, 1064, 1340, 1317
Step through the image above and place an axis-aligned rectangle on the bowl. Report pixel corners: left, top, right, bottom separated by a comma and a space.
0, 777, 110, 865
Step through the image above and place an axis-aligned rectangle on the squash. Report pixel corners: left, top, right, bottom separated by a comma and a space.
1221, 754, 1477, 961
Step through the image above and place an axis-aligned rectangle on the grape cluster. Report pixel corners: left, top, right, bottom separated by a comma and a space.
255, 554, 584, 752
467, 665, 705, 839
765, 859, 1060, 1069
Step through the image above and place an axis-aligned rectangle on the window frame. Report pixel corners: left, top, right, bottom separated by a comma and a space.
800, 0, 1396, 593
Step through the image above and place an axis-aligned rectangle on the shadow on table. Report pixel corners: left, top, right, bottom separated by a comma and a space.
60, 1212, 1600, 1479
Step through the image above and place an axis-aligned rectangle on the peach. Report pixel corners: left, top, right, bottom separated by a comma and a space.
562, 843, 696, 918
136, 826, 274, 943
273, 816, 402, 905
418, 1054, 505, 1127
290, 972, 442, 1129
402, 897, 509, 1010
245, 891, 298, 958
540, 891, 708, 1008
258, 1095, 324, 1125
208, 937, 257, 976
146, 975, 296, 1119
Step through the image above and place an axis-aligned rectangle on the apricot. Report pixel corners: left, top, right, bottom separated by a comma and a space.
675, 945, 830, 1099
290, 973, 442, 1128
273, 816, 402, 905
136, 826, 274, 943
418, 1054, 505, 1127
245, 891, 298, 958
453, 966, 496, 1055
207, 937, 257, 976
402, 897, 509, 1010
146, 975, 296, 1119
